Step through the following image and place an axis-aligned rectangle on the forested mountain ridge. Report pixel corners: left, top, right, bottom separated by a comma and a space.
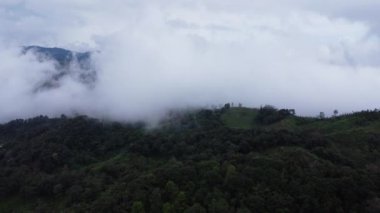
0, 106, 380, 212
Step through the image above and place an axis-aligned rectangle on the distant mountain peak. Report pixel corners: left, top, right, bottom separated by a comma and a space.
23, 46, 91, 67
22, 46, 97, 92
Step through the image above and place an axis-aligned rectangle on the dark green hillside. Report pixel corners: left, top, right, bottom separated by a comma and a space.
0, 107, 380, 212
221, 107, 258, 129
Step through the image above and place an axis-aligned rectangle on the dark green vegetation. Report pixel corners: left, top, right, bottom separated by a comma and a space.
0, 106, 380, 212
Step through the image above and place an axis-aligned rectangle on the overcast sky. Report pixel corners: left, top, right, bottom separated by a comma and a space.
1, 0, 380, 122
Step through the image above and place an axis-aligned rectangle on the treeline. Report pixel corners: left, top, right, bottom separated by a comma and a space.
255, 105, 294, 125
0, 109, 379, 212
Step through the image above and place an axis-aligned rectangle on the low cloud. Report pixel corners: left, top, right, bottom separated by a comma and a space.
1, 1, 380, 122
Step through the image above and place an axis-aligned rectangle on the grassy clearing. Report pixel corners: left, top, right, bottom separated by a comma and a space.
222, 107, 380, 136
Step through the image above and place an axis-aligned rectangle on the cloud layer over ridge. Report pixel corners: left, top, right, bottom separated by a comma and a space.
1, 0, 380, 122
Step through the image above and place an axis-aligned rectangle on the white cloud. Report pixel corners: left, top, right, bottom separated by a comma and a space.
1, 0, 380, 122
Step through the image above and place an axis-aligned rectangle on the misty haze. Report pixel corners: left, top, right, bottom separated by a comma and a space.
1, 1, 380, 122
1, 1, 380, 212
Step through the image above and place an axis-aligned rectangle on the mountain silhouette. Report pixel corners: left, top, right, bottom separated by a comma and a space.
23, 46, 97, 92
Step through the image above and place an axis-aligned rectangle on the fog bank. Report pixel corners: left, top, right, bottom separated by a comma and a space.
1, 1, 380, 122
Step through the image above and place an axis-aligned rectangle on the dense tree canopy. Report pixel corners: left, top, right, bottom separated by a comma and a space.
0, 107, 379, 212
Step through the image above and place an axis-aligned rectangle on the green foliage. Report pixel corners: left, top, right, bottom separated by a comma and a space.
184, 203, 207, 213
132, 201, 145, 213
0, 108, 380, 212
255, 105, 293, 125
165, 181, 179, 201
221, 107, 257, 129
149, 188, 162, 213
174, 191, 188, 212
162, 202, 175, 213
